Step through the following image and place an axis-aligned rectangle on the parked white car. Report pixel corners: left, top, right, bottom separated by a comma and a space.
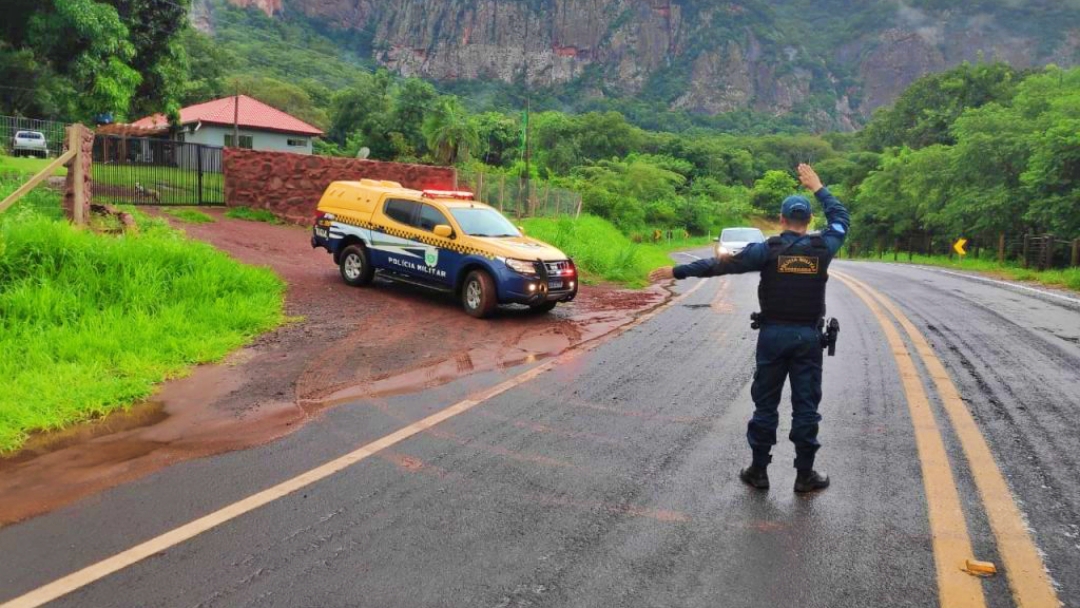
715, 227, 766, 258
12, 131, 49, 158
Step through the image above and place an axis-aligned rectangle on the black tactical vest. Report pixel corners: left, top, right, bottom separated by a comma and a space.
757, 234, 831, 324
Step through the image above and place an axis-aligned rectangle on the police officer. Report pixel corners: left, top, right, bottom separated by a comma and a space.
649, 164, 850, 493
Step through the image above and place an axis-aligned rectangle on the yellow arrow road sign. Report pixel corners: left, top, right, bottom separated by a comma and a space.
954, 238, 968, 256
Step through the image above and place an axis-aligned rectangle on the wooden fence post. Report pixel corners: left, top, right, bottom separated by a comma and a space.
67, 125, 86, 226
1072, 238, 1079, 267
998, 233, 1006, 264
1022, 234, 1030, 268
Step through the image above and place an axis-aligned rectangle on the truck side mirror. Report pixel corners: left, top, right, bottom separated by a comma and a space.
518, 225, 526, 235
434, 224, 454, 239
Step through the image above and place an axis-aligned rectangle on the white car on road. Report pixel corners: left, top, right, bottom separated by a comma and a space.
715, 227, 766, 258
11, 130, 49, 158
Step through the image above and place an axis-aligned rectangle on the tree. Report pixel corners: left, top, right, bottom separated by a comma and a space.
233, 75, 330, 129
28, 0, 142, 120
749, 171, 798, 214
423, 97, 480, 165
390, 78, 439, 154
105, 0, 192, 118
861, 62, 1021, 151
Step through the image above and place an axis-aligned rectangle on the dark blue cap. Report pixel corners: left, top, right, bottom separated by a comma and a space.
781, 195, 812, 220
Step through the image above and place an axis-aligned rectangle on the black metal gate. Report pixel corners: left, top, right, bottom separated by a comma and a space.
91, 135, 224, 205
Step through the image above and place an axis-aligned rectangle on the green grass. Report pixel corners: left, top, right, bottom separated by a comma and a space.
225, 206, 282, 224
867, 253, 1080, 292
0, 154, 68, 177
0, 188, 285, 453
521, 215, 675, 287
162, 207, 216, 224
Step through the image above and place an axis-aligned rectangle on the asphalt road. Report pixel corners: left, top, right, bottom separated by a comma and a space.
2, 256, 1078, 608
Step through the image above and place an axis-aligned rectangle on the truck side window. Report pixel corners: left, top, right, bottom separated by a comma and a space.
418, 204, 449, 232
385, 199, 418, 226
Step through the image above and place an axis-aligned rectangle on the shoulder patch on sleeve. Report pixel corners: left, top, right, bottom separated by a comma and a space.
831, 223, 847, 235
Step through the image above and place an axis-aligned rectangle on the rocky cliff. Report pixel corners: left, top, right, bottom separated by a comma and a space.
203, 0, 1080, 129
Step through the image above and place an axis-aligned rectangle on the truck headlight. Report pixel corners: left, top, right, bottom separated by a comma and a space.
718, 246, 731, 256
504, 258, 538, 275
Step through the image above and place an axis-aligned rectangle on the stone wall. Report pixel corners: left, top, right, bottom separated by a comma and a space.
63, 124, 93, 223
224, 149, 458, 223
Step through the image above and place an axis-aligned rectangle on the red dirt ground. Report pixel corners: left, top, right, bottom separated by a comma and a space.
0, 208, 669, 525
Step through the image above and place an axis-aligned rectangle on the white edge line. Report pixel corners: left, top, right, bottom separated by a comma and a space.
0, 278, 710, 608
881, 263, 1080, 307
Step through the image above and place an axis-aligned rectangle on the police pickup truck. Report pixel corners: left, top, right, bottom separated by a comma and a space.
311, 179, 578, 318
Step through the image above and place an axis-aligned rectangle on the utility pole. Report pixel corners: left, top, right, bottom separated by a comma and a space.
524, 97, 531, 208
232, 82, 240, 149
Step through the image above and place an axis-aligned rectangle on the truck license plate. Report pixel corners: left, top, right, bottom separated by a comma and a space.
548, 280, 563, 290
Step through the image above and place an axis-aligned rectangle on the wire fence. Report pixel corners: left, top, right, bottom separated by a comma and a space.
455, 171, 582, 220
847, 232, 1080, 269
0, 115, 69, 158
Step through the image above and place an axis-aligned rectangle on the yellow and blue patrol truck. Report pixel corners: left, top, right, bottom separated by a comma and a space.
311, 179, 578, 318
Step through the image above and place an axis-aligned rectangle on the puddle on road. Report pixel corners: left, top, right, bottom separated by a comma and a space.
0, 285, 669, 527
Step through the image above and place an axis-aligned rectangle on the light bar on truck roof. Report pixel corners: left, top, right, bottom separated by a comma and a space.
421, 190, 475, 200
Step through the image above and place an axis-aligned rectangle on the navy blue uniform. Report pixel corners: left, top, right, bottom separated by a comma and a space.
674, 187, 850, 470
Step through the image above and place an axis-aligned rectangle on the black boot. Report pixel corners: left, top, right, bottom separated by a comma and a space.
794, 470, 830, 493
739, 465, 770, 490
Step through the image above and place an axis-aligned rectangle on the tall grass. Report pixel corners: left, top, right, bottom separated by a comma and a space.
0, 190, 284, 452
0, 172, 64, 220
521, 215, 674, 287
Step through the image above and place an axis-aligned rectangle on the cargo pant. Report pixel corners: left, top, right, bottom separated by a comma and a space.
747, 323, 823, 471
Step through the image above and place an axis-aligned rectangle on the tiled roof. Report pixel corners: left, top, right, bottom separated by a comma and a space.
130, 95, 324, 136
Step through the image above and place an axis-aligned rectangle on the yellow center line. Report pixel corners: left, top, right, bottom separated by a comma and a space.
833, 272, 988, 608
0, 278, 711, 608
836, 271, 1061, 608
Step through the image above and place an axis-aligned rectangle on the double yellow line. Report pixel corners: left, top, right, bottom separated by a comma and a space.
833, 271, 1060, 608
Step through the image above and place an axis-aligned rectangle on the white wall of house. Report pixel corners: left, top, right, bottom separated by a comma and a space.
182, 124, 314, 155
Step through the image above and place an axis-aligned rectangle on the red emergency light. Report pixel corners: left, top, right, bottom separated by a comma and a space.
421, 190, 475, 200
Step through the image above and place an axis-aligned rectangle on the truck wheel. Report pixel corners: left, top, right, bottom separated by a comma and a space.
462, 270, 498, 318
529, 301, 558, 314
339, 244, 374, 287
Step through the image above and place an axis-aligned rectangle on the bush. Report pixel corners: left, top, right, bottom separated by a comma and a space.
521, 214, 674, 287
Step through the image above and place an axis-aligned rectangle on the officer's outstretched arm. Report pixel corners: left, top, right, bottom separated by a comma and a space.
658, 244, 768, 280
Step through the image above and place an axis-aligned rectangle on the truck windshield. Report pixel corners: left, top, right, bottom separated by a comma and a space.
449, 208, 521, 237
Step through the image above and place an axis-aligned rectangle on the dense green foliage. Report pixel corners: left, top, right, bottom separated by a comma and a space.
0, 0, 192, 121
0, 180, 284, 452
851, 65, 1080, 248
520, 215, 677, 287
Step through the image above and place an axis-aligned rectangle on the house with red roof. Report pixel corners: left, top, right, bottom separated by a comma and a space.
129, 95, 324, 155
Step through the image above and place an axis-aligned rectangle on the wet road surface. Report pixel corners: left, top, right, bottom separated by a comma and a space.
1, 257, 1078, 608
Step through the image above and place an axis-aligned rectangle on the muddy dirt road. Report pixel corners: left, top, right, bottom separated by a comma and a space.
0, 209, 664, 525
1, 245, 1078, 608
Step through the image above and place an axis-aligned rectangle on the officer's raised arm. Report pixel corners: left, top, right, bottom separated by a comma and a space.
798, 163, 850, 255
